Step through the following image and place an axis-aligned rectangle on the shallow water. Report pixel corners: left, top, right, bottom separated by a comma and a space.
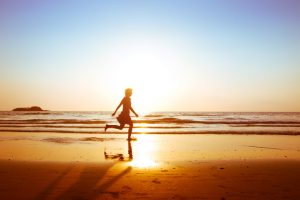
0, 111, 300, 135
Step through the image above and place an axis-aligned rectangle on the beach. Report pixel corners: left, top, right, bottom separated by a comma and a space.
2, 0, 300, 198
0, 132, 300, 199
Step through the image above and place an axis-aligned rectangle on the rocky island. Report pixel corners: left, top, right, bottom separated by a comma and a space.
12, 106, 46, 111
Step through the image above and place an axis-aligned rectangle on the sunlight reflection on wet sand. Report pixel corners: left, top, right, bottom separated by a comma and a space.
128, 134, 157, 168
0, 132, 300, 166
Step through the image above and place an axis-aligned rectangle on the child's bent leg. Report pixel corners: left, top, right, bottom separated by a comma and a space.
106, 124, 125, 131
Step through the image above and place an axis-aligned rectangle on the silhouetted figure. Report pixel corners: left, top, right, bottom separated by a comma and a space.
105, 88, 139, 140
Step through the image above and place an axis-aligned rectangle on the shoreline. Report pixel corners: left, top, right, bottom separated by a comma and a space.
1, 132, 299, 162
1, 130, 300, 135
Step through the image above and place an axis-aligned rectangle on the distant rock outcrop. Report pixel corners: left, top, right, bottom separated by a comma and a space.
12, 106, 45, 111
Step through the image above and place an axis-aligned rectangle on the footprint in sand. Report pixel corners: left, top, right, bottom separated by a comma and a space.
152, 178, 161, 184
121, 185, 132, 194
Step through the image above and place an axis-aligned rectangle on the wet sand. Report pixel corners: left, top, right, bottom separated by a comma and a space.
0, 132, 300, 199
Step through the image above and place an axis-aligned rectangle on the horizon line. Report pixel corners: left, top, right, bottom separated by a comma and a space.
1, 110, 300, 113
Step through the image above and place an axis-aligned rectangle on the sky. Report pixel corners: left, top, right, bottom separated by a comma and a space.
1, 0, 300, 112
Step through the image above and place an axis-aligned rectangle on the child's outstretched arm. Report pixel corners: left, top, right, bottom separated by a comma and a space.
130, 106, 139, 117
112, 99, 123, 116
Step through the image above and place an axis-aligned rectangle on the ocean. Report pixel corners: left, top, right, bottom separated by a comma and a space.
0, 111, 300, 135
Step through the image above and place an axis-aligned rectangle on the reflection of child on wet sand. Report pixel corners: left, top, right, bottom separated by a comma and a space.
105, 88, 139, 140
104, 140, 133, 161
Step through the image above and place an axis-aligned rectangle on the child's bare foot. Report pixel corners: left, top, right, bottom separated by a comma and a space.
104, 124, 108, 132
127, 137, 137, 141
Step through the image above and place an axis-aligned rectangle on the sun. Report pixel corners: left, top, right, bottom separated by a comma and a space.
102, 36, 183, 113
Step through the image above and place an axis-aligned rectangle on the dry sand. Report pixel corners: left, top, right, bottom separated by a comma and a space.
0, 159, 300, 200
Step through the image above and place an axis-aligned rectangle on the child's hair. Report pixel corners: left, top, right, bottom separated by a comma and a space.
125, 88, 132, 96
